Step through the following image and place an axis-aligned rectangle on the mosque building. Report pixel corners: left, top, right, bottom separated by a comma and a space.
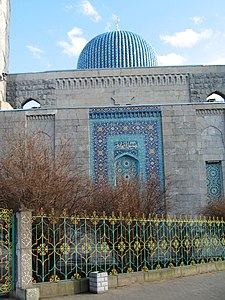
1, 0, 225, 215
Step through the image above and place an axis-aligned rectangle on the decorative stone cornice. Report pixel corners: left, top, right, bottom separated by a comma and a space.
56, 73, 189, 90
196, 108, 225, 115
26, 114, 55, 121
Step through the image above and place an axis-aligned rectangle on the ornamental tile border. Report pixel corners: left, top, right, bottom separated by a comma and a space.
89, 106, 164, 187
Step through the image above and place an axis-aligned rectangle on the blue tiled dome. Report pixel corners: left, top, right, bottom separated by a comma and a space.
77, 30, 158, 69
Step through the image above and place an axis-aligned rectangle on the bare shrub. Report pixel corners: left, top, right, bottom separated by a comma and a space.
0, 131, 168, 217
0, 132, 90, 214
83, 178, 166, 217
202, 199, 225, 219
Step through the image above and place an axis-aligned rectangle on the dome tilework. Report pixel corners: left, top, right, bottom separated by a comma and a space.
77, 30, 158, 69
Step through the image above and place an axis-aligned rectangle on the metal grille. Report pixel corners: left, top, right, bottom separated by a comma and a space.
32, 211, 225, 283
0, 209, 15, 294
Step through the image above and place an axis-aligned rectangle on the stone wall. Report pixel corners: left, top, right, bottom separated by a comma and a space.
25, 108, 90, 176
6, 65, 225, 109
162, 104, 200, 214
0, 102, 225, 215
190, 73, 225, 102
0, 107, 90, 177
162, 102, 225, 215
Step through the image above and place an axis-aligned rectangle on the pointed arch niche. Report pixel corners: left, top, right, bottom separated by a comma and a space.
114, 154, 139, 185
206, 91, 225, 102
22, 99, 41, 109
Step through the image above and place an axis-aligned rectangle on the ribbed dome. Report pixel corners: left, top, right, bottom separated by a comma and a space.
77, 30, 158, 69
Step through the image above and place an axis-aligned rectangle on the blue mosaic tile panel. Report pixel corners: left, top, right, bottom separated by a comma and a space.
206, 161, 223, 201
89, 106, 164, 188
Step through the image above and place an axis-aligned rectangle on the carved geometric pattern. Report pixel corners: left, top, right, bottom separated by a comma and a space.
89, 106, 164, 187
21, 252, 32, 288
206, 161, 223, 202
21, 212, 32, 248
16, 211, 33, 290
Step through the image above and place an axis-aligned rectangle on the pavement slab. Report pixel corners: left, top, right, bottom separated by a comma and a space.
43, 270, 225, 300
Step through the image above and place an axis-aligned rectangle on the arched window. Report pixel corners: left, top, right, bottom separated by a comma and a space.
22, 99, 40, 109
206, 91, 225, 102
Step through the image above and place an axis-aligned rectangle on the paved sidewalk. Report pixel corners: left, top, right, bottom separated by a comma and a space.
46, 270, 225, 300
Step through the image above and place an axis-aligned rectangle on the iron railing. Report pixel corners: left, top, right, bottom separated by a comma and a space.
32, 211, 225, 283
0, 209, 15, 294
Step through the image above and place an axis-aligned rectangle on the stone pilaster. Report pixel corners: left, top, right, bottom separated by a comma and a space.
16, 210, 39, 300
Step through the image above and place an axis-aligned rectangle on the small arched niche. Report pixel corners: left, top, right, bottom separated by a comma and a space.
114, 154, 139, 185
22, 99, 41, 109
206, 91, 225, 102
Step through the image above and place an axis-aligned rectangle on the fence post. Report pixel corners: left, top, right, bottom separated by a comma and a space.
15, 209, 39, 300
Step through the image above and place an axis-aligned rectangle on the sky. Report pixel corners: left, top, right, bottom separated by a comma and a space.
9, 0, 225, 74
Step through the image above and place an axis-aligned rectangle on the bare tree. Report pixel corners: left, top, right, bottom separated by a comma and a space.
0, 131, 169, 217
0, 132, 90, 214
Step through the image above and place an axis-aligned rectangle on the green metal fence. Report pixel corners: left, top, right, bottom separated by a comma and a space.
0, 209, 15, 294
32, 211, 225, 283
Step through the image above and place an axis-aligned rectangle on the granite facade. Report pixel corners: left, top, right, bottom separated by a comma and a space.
1, 65, 225, 216
0, 100, 224, 215
6, 65, 225, 109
